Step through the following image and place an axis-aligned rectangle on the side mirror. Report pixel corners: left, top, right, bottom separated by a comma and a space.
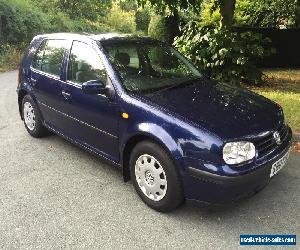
82, 80, 106, 95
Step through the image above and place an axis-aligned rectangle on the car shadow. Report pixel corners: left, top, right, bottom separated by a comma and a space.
42, 133, 299, 231
166, 160, 299, 233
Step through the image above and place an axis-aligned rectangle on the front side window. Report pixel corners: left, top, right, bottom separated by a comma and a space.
103, 42, 202, 93
32, 39, 68, 77
67, 41, 107, 85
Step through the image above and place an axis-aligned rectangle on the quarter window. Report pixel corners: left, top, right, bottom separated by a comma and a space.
67, 41, 107, 85
32, 40, 47, 70
32, 39, 68, 77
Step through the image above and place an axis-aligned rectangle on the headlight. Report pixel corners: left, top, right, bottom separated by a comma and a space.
223, 141, 255, 165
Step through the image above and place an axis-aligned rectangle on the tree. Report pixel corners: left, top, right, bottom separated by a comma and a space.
34, 0, 112, 21
237, 0, 296, 28
117, 0, 137, 11
106, 3, 136, 33
138, 0, 237, 28
218, 0, 236, 27
296, 0, 300, 27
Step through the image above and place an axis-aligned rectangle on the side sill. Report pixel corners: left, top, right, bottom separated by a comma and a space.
44, 123, 121, 169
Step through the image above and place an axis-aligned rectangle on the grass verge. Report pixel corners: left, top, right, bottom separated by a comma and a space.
249, 69, 300, 132
0, 45, 22, 72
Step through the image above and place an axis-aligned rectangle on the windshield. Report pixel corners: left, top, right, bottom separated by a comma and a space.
103, 42, 202, 93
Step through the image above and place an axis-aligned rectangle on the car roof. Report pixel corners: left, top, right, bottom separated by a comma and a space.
34, 32, 160, 45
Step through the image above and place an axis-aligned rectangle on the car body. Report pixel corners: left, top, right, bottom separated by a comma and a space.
17, 33, 292, 211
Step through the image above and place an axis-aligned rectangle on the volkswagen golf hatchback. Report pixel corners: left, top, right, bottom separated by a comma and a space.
17, 33, 292, 212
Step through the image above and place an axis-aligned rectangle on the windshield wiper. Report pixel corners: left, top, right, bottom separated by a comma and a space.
151, 76, 202, 94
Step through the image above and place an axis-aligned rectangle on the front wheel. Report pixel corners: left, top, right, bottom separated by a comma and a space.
130, 141, 184, 212
22, 95, 47, 138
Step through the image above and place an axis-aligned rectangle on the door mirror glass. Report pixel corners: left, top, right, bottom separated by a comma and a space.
82, 80, 106, 95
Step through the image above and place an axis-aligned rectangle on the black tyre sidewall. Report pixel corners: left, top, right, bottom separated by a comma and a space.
130, 141, 184, 212
22, 95, 47, 138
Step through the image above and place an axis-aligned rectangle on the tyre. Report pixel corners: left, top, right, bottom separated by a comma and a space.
22, 95, 47, 138
130, 140, 184, 212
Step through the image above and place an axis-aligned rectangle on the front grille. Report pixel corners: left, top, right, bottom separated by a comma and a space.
254, 124, 288, 158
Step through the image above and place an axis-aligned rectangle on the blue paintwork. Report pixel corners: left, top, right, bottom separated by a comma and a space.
17, 33, 292, 203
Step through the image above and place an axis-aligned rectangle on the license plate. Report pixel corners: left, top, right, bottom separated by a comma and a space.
270, 150, 290, 178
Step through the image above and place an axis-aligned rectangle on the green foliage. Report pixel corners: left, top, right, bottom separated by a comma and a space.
138, 0, 238, 27
200, 0, 298, 28
0, 0, 112, 48
237, 0, 296, 28
110, 0, 150, 34
0, 0, 48, 46
105, 3, 136, 33
174, 23, 275, 85
136, 7, 151, 33
148, 13, 180, 43
137, 0, 201, 15
0, 43, 22, 71
148, 15, 170, 41
253, 69, 300, 130
296, 0, 300, 27
32, 0, 112, 21
46, 12, 76, 33
198, 0, 221, 27
118, 0, 138, 11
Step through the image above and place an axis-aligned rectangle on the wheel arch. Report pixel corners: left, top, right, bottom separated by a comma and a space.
121, 131, 183, 182
18, 89, 29, 119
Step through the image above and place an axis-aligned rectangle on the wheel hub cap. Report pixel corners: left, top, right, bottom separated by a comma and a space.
23, 102, 36, 131
135, 154, 167, 201
145, 171, 155, 186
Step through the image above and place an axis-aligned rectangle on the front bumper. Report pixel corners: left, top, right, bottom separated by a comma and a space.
182, 128, 293, 203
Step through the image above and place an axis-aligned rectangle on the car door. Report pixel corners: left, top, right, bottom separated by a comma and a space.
59, 40, 120, 162
30, 39, 69, 129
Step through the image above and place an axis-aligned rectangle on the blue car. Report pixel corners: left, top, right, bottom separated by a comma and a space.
17, 33, 292, 212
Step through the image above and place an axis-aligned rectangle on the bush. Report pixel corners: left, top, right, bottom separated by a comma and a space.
148, 15, 179, 44
105, 3, 136, 33
45, 11, 77, 33
0, 0, 113, 46
46, 13, 111, 34
174, 23, 275, 85
199, 0, 297, 28
135, 7, 151, 34
198, 1, 221, 27
0, 43, 22, 71
148, 15, 166, 41
0, 0, 48, 46
0, 0, 114, 71
237, 0, 296, 28
198, 0, 256, 27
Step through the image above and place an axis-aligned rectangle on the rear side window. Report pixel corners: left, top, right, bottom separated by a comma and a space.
67, 41, 107, 85
32, 39, 68, 77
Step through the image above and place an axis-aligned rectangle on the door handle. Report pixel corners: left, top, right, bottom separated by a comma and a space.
31, 78, 37, 86
62, 91, 71, 100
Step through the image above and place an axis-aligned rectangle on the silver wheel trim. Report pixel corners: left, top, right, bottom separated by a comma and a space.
23, 102, 36, 131
135, 154, 167, 201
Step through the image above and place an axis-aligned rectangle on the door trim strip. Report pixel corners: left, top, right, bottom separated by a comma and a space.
38, 101, 118, 139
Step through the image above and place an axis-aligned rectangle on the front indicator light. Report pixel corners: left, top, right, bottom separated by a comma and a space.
122, 113, 129, 119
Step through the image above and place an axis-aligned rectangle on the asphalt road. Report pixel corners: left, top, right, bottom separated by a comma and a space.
0, 71, 299, 249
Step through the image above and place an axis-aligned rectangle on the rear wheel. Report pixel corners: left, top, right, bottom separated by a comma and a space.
22, 95, 47, 138
130, 141, 184, 212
